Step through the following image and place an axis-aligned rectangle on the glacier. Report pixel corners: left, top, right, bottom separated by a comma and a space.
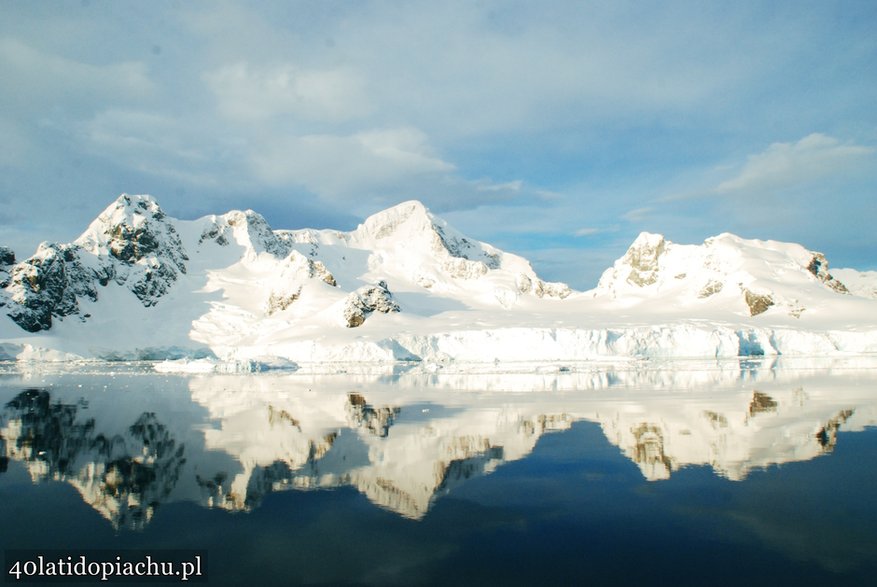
1, 193, 876, 366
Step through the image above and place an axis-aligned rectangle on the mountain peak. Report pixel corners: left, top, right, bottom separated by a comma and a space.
622, 232, 667, 287
199, 209, 290, 257
357, 200, 433, 240
103, 193, 165, 225
75, 193, 170, 256
595, 231, 854, 318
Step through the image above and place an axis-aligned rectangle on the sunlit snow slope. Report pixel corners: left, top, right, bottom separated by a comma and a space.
1, 194, 876, 364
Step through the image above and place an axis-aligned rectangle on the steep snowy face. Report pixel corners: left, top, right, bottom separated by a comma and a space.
197, 209, 292, 258
354, 200, 500, 280
350, 200, 570, 300
595, 232, 852, 318
265, 251, 337, 315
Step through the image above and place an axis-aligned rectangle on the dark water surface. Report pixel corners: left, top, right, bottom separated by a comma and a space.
1, 359, 876, 585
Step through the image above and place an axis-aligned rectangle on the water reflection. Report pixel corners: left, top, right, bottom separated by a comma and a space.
1, 358, 875, 528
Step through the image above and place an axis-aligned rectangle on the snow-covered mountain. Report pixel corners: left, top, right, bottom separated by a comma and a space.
1, 194, 876, 364
594, 231, 850, 317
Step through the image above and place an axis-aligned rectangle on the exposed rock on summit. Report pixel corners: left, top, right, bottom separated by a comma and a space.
624, 233, 666, 287
75, 194, 189, 307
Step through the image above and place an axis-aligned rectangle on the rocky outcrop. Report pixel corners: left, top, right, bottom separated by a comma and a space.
0, 246, 14, 266
289, 251, 336, 287
807, 252, 849, 294
743, 288, 775, 316
343, 281, 400, 328
5, 243, 99, 332
515, 273, 572, 299
0, 246, 13, 291
698, 280, 724, 298
624, 233, 666, 287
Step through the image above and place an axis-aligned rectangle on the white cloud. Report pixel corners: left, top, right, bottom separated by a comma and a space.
716, 133, 875, 194
574, 227, 607, 237
353, 128, 454, 173
203, 61, 370, 123
477, 180, 523, 193
248, 126, 454, 194
622, 207, 653, 222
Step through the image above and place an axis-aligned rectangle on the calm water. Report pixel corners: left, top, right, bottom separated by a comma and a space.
1, 359, 876, 586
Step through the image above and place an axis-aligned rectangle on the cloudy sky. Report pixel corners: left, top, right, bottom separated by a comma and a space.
1, 0, 875, 288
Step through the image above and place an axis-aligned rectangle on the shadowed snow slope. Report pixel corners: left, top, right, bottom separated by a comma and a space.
1, 194, 876, 363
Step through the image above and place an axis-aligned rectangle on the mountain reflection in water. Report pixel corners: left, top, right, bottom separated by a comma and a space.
1, 358, 875, 529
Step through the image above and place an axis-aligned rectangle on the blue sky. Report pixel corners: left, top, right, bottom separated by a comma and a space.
1, 0, 875, 288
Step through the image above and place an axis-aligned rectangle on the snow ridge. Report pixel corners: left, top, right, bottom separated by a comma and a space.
2, 194, 876, 362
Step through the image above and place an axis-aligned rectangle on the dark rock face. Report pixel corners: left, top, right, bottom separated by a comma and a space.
109, 223, 161, 263
0, 246, 14, 266
5, 244, 98, 332
343, 280, 400, 328
129, 263, 180, 307
743, 289, 774, 316
807, 253, 849, 294
0, 246, 16, 291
